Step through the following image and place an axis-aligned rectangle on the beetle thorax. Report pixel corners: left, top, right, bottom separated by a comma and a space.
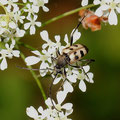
55, 55, 67, 69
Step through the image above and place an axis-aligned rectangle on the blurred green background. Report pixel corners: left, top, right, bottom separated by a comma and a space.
0, 0, 120, 120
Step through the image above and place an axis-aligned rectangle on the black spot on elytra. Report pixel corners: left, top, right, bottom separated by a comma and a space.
75, 56, 79, 60
69, 48, 73, 50
74, 52, 77, 55
74, 45, 78, 47
80, 50, 84, 57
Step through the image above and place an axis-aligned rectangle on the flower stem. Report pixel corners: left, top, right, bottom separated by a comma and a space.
20, 52, 47, 101
41, 4, 96, 27
0, 3, 8, 14
17, 41, 36, 51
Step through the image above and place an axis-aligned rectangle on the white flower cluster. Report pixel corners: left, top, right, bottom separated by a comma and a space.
81, 0, 120, 25
25, 29, 94, 119
0, 40, 20, 70
26, 91, 73, 120
0, 0, 49, 70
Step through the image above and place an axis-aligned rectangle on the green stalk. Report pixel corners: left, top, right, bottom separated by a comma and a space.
41, 4, 96, 27
20, 52, 47, 101
17, 41, 36, 51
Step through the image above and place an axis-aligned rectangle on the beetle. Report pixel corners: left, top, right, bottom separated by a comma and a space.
48, 15, 95, 110
51, 16, 95, 80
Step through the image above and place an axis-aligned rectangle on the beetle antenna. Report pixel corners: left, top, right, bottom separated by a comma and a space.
16, 65, 53, 71
70, 11, 88, 46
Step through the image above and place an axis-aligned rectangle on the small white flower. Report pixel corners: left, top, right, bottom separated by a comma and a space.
81, 0, 88, 6
24, 15, 41, 35
2, 0, 19, 12
30, 0, 49, 12
73, 65, 94, 92
25, 50, 51, 76
24, 4, 39, 17
40, 30, 56, 49
5, 40, 20, 58
26, 106, 40, 120
94, 0, 120, 25
14, 11, 25, 24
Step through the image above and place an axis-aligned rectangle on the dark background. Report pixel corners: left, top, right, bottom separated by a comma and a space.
0, 0, 120, 120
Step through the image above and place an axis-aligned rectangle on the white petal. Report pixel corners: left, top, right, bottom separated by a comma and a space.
45, 98, 54, 107
53, 77, 62, 84
30, 26, 35, 35
9, 21, 16, 29
5, 43, 9, 49
0, 0, 8, 5
63, 81, 73, 93
67, 75, 77, 83
55, 35, 60, 42
116, 7, 120, 13
33, 15, 38, 21
40, 62, 49, 76
16, 29, 25, 37
81, 0, 88, 6
31, 50, 41, 56
115, 0, 120, 3
65, 109, 73, 116
38, 106, 44, 114
72, 29, 81, 43
24, 23, 30, 30
42, 6, 49, 12
32, 5, 39, 13
108, 10, 118, 25
57, 91, 67, 104
35, 22, 41, 27
42, 43, 48, 49
0, 58, 7, 70
95, 7, 103, 17
93, 0, 101, 5
62, 103, 73, 110
64, 34, 69, 44
12, 50, 20, 57
83, 65, 90, 73
25, 56, 40, 65
100, 5, 110, 11
26, 106, 38, 119
40, 30, 49, 41
79, 80, 86, 92
86, 72, 94, 83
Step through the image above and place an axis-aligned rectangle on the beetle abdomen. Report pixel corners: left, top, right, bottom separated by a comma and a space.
62, 44, 88, 64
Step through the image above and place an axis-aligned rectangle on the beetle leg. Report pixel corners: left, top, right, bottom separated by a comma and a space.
57, 68, 66, 92
49, 73, 61, 111
79, 59, 95, 65
56, 49, 60, 56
